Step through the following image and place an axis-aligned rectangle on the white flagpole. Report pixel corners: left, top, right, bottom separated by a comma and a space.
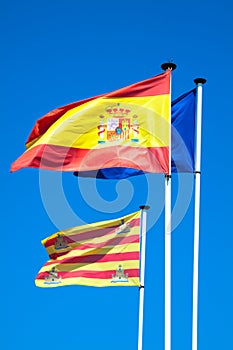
192, 78, 206, 350
161, 62, 176, 350
138, 205, 150, 350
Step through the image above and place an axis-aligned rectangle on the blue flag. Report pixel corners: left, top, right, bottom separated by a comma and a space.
75, 89, 196, 179
171, 89, 195, 172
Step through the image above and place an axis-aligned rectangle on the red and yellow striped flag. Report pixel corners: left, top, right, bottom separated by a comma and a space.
11, 71, 170, 174
35, 211, 141, 288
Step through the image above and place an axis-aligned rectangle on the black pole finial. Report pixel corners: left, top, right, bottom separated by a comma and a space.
161, 62, 177, 71
139, 205, 150, 210
194, 78, 207, 85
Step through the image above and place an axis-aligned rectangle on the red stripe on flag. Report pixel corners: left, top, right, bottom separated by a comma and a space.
11, 144, 169, 173
106, 71, 170, 98
45, 251, 140, 266
49, 235, 140, 260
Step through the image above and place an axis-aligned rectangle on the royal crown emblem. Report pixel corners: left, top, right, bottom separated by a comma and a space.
44, 267, 62, 285
111, 264, 129, 283
97, 103, 139, 144
115, 219, 130, 234
54, 233, 69, 250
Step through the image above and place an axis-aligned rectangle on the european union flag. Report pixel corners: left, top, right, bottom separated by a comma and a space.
171, 89, 195, 172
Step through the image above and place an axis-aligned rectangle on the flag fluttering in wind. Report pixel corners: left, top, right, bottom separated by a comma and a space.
35, 211, 141, 288
11, 72, 170, 174
75, 89, 196, 178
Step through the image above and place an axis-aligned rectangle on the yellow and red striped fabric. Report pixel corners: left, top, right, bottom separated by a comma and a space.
11, 71, 170, 174
35, 211, 141, 288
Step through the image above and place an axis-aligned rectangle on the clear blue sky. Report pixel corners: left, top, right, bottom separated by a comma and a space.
2, 1, 232, 349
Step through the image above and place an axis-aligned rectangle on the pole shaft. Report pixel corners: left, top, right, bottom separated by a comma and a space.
192, 81, 204, 350
138, 209, 148, 350
192, 172, 201, 350
165, 69, 172, 350
165, 175, 171, 350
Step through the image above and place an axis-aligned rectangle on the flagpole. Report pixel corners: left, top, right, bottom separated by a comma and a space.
161, 62, 176, 350
138, 205, 150, 350
192, 77, 206, 350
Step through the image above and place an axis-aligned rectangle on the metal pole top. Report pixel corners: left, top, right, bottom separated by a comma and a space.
194, 78, 207, 85
161, 62, 177, 71
139, 205, 150, 210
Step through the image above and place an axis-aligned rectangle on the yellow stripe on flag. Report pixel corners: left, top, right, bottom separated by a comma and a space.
30, 96, 169, 149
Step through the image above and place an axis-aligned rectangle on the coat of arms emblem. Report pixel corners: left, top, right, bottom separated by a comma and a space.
97, 103, 139, 144
54, 234, 69, 250
111, 264, 129, 283
44, 267, 62, 285
115, 219, 131, 234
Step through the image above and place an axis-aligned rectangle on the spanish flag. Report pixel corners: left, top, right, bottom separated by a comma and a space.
11, 72, 170, 174
35, 211, 141, 288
